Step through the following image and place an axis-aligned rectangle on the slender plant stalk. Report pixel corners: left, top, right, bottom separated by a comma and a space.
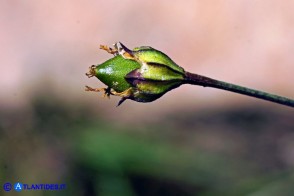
185, 72, 294, 108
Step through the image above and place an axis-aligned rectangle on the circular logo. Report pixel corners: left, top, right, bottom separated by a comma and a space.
3, 183, 12, 192
14, 182, 23, 192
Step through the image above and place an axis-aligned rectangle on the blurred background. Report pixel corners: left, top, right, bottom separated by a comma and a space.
1, 0, 294, 195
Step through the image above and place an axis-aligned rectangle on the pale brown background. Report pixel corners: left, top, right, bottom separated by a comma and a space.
1, 1, 293, 119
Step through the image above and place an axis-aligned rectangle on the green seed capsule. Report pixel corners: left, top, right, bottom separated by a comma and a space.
86, 42, 186, 106
95, 55, 140, 93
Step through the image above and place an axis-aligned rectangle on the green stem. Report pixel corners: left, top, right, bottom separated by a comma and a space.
185, 72, 294, 108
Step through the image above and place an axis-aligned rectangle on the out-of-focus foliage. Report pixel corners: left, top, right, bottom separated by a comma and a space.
1, 95, 293, 196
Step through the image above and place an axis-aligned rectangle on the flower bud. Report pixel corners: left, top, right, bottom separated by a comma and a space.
86, 42, 186, 106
